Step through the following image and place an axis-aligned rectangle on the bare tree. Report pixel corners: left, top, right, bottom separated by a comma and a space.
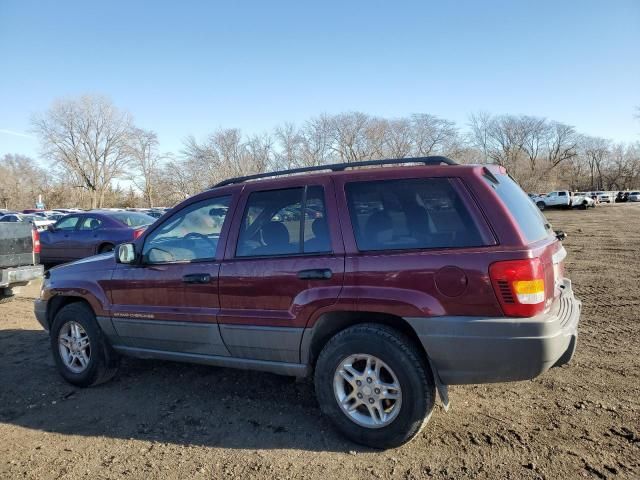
384, 118, 412, 158
31, 95, 133, 208
468, 111, 493, 163
299, 115, 333, 166
521, 116, 548, 172
127, 128, 163, 207
327, 112, 377, 162
410, 114, 459, 157
0, 154, 50, 209
545, 121, 578, 168
580, 136, 610, 189
274, 122, 303, 169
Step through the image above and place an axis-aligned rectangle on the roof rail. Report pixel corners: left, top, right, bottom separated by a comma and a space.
211, 156, 457, 188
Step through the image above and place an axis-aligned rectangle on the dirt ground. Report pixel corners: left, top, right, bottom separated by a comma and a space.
1, 204, 639, 480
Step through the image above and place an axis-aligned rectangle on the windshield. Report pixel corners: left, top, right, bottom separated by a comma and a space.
108, 211, 154, 228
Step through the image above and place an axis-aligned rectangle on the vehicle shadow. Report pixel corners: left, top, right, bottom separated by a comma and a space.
0, 328, 372, 453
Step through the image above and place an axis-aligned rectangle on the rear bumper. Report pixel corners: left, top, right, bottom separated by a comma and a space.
0, 264, 43, 289
405, 279, 580, 385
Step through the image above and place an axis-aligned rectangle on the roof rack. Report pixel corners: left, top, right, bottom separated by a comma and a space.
211, 156, 457, 188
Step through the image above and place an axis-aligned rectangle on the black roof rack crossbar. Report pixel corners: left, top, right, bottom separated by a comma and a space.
211, 156, 457, 188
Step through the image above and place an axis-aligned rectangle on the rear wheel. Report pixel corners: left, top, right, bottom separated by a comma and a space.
0, 288, 15, 304
50, 302, 119, 387
98, 243, 115, 254
314, 324, 435, 449
536, 201, 546, 211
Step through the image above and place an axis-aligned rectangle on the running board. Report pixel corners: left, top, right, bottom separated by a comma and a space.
112, 345, 311, 377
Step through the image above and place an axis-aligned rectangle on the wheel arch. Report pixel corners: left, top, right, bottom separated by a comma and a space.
46, 295, 95, 330
301, 311, 428, 369
97, 242, 115, 254
302, 310, 450, 410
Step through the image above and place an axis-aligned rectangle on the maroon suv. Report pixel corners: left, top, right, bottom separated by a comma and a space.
35, 157, 580, 448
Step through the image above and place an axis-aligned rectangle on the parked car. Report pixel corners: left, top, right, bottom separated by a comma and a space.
594, 191, 613, 203
615, 191, 629, 203
628, 191, 640, 202
0, 213, 54, 231
39, 210, 154, 266
34, 157, 580, 448
0, 221, 43, 303
0, 213, 24, 223
532, 190, 593, 210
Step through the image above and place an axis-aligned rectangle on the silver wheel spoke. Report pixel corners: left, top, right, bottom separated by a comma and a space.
366, 404, 381, 425
77, 351, 89, 368
58, 321, 91, 374
338, 368, 356, 386
333, 353, 402, 429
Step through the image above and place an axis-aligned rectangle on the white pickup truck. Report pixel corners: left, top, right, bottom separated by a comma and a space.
532, 191, 595, 211
0, 222, 44, 303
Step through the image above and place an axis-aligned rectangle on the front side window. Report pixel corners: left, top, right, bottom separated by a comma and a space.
236, 186, 331, 257
346, 178, 486, 251
142, 196, 231, 263
55, 216, 80, 231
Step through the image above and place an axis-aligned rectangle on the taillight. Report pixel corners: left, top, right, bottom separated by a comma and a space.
489, 258, 546, 317
133, 228, 145, 240
32, 228, 41, 254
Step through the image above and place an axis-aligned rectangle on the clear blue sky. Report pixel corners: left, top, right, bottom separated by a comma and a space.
1, 0, 639, 159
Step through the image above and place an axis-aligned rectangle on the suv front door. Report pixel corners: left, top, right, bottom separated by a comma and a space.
108, 194, 234, 356
218, 178, 345, 364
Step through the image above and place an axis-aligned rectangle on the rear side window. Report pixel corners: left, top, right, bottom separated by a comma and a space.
79, 216, 103, 231
236, 186, 331, 257
109, 211, 154, 228
346, 178, 486, 251
488, 175, 551, 243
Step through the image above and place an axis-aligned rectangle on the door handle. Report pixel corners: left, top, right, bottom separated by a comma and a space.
297, 268, 333, 280
182, 273, 211, 284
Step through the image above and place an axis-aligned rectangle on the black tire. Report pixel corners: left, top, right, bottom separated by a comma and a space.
536, 201, 546, 211
98, 243, 115, 254
579, 201, 588, 210
0, 295, 14, 305
314, 324, 435, 449
50, 302, 119, 387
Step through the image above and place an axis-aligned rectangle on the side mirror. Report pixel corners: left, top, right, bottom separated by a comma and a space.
116, 243, 136, 264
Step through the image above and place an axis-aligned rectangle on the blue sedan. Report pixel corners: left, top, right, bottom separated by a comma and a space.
40, 210, 154, 266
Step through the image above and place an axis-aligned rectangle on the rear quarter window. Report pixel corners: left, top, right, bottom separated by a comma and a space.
346, 178, 489, 251
488, 175, 551, 243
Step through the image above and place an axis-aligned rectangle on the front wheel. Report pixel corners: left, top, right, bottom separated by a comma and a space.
536, 201, 546, 211
314, 324, 435, 449
50, 302, 119, 387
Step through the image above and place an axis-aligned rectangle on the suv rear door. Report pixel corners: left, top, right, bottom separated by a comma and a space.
218, 177, 344, 363
333, 170, 502, 318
